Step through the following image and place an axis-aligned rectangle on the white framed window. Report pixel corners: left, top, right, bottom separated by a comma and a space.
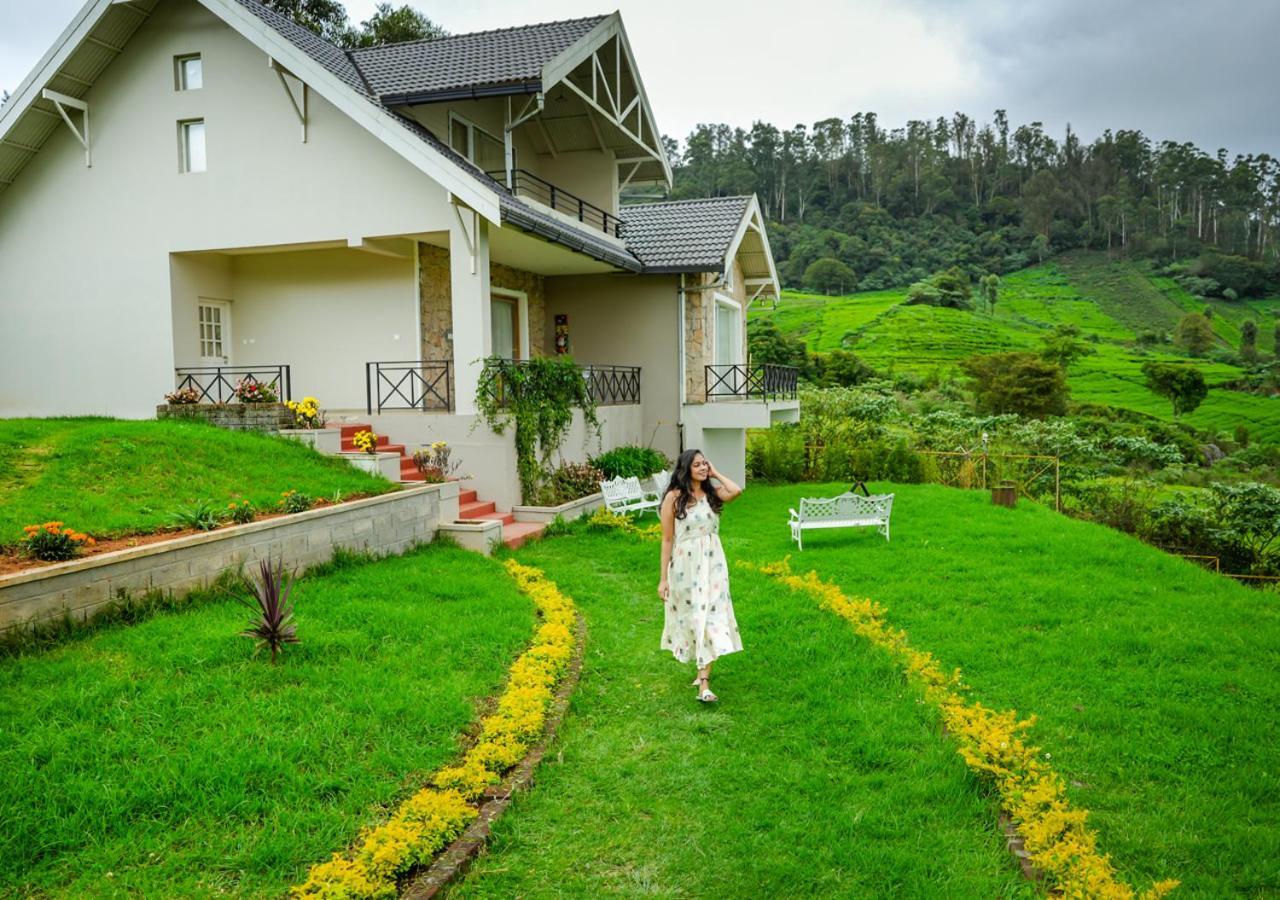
490, 287, 529, 360
175, 54, 202, 91
713, 294, 742, 367
448, 112, 507, 173
197, 299, 231, 364
179, 119, 206, 173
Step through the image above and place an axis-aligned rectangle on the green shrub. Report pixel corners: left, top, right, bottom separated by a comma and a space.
279, 490, 314, 514
226, 500, 256, 525
591, 445, 669, 480
19, 522, 95, 561
747, 425, 805, 482
534, 462, 605, 507
171, 498, 221, 532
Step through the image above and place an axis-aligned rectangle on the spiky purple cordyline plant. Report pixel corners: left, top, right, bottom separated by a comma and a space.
239, 558, 299, 664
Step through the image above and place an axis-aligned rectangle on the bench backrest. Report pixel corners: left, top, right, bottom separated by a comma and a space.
799, 492, 894, 522
601, 476, 645, 504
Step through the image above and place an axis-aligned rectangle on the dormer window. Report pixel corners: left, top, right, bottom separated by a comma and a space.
175, 54, 202, 90
448, 113, 506, 173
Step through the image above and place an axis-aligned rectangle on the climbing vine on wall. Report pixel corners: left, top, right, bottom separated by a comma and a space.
476, 357, 599, 504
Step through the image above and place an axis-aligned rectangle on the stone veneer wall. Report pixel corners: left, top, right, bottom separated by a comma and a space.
156, 403, 293, 431
417, 244, 548, 389
419, 241, 453, 374
0, 484, 450, 634
684, 272, 713, 401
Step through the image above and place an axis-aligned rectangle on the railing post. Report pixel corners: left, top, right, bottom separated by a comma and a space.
284, 365, 292, 402
365, 363, 373, 415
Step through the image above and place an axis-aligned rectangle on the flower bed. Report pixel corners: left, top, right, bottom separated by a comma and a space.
293, 561, 579, 898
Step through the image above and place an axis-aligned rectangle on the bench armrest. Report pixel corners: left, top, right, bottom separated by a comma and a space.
789, 508, 799, 521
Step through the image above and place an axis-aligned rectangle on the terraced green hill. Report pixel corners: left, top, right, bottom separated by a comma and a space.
750, 253, 1280, 442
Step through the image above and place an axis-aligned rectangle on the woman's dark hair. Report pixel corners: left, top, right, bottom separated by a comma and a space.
666, 448, 723, 519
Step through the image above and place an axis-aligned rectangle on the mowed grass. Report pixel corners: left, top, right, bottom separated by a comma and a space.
0, 418, 396, 548
0, 545, 535, 897
454, 524, 1033, 897
455, 485, 1280, 897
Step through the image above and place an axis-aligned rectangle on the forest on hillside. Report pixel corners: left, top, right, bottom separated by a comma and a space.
665, 114, 1280, 293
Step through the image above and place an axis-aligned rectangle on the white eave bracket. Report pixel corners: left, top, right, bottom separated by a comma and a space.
41, 89, 89, 166
268, 56, 308, 143
448, 193, 478, 274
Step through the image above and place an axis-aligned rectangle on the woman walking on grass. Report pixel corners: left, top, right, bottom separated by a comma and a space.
658, 449, 744, 702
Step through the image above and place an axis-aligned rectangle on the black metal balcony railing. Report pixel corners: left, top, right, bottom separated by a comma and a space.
485, 168, 622, 238
705, 364, 799, 401
366, 360, 452, 414
582, 364, 641, 406
174, 365, 291, 403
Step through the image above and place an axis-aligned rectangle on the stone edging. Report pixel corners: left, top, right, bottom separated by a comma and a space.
400, 611, 588, 899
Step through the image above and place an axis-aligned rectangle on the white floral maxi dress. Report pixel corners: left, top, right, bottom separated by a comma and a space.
661, 498, 743, 667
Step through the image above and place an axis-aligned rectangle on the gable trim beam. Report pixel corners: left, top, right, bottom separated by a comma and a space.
268, 57, 308, 143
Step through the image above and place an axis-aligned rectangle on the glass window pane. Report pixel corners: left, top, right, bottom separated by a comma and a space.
450, 119, 469, 158
474, 129, 504, 173
183, 121, 206, 173
715, 303, 737, 366
490, 299, 515, 360
181, 57, 202, 90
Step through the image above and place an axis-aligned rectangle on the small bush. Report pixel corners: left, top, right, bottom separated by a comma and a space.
19, 521, 96, 561
351, 430, 378, 454
238, 558, 299, 664
164, 387, 201, 405
747, 425, 805, 482
279, 490, 314, 514
233, 378, 278, 404
172, 498, 222, 532
285, 396, 325, 429
226, 500, 256, 525
534, 462, 605, 507
591, 445, 670, 480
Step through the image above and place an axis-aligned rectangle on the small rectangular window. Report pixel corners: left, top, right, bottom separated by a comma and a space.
175, 54, 202, 90
180, 119, 206, 173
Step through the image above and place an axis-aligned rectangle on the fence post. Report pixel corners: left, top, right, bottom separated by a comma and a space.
1054, 457, 1060, 513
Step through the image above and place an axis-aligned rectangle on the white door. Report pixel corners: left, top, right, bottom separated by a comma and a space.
197, 299, 231, 365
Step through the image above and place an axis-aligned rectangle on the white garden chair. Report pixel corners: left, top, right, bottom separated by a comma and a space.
600, 476, 661, 516
789, 492, 894, 550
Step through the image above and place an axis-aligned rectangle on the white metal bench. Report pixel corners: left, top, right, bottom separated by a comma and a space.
789, 492, 894, 550
650, 471, 671, 501
600, 476, 661, 516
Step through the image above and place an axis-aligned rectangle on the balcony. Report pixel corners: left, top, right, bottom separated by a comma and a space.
487, 168, 622, 239
705, 364, 799, 402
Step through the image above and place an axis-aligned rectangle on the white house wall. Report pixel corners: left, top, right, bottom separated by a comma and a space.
544, 273, 680, 460
0, 0, 459, 418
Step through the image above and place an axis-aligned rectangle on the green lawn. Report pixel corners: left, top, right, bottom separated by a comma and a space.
0, 418, 396, 549
750, 287, 906, 352
455, 484, 1280, 897
0, 545, 535, 897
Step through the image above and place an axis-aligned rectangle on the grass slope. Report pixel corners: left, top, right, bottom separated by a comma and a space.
0, 545, 535, 897
0, 418, 396, 548
460, 485, 1280, 896
752, 287, 905, 353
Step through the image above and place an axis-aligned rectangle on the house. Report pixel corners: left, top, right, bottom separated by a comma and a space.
0, 0, 799, 509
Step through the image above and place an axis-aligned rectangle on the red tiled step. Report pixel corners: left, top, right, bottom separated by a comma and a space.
460, 500, 496, 518
503, 521, 546, 549
339, 424, 372, 438
458, 489, 478, 505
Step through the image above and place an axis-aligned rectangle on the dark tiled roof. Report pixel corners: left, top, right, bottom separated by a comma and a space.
231, 3, 636, 271
620, 197, 751, 272
231, 0, 370, 95
350, 17, 606, 102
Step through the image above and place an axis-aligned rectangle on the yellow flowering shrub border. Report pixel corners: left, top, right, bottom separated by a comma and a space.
749, 557, 1179, 900
292, 560, 579, 899
585, 506, 662, 541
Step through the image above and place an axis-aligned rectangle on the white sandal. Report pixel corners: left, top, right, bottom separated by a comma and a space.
692, 675, 718, 703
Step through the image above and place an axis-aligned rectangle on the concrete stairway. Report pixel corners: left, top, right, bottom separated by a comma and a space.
338, 423, 543, 549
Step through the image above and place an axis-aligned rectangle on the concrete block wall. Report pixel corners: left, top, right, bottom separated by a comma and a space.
0, 484, 448, 634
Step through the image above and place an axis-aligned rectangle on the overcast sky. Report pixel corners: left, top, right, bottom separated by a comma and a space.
2, 0, 1276, 158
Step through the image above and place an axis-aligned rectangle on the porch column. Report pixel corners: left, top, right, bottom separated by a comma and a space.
450, 213, 491, 415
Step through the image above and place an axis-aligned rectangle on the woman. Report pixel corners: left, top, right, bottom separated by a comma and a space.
658, 449, 744, 702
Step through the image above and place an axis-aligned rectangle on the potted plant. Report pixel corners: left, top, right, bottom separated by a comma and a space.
278, 396, 341, 452
341, 430, 400, 480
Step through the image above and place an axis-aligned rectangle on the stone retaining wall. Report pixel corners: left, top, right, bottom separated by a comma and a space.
0, 485, 449, 634
157, 403, 293, 432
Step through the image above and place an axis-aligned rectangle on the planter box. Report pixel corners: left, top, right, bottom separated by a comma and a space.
339, 451, 402, 481
512, 492, 603, 525
437, 518, 503, 555
157, 403, 292, 432
277, 427, 342, 454
0, 485, 447, 634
